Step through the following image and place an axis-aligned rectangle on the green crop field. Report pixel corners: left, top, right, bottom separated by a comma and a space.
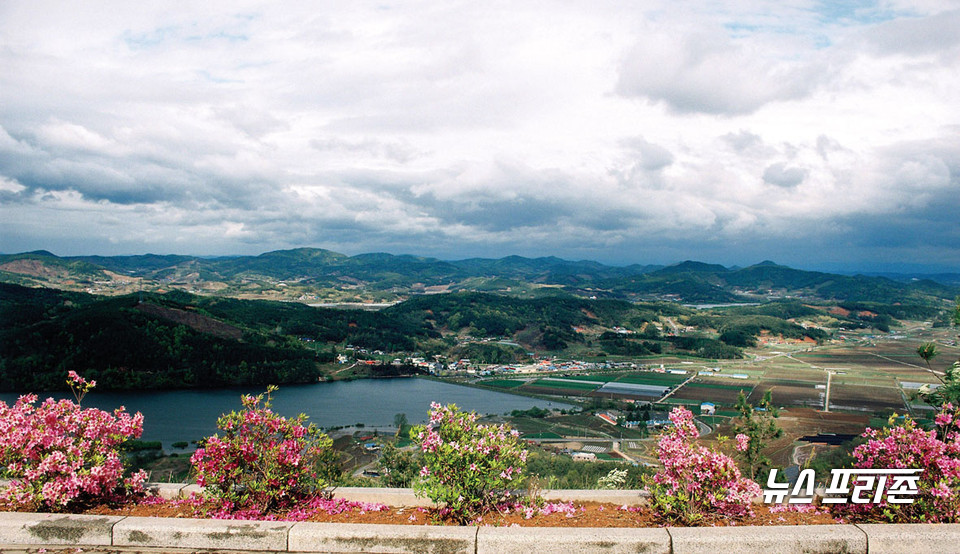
484, 379, 527, 388
523, 431, 564, 439
618, 373, 688, 386
532, 379, 601, 391
556, 374, 618, 383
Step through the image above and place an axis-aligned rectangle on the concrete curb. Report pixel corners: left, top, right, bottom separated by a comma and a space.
855, 523, 960, 554
113, 516, 294, 551
290, 522, 477, 553
0, 513, 122, 546
667, 524, 868, 554
476, 525, 671, 554
3, 513, 960, 553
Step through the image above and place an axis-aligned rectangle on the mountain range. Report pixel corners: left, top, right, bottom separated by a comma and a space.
0, 248, 956, 305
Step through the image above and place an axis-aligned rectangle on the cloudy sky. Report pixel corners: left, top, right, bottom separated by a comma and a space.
1, 1, 958, 272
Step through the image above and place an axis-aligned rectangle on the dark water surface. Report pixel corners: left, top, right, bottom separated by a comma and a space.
0, 378, 559, 448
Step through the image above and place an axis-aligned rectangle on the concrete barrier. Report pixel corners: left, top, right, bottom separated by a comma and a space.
146, 482, 189, 500
539, 488, 648, 506
329, 486, 433, 507
3, 513, 960, 553
0, 513, 121, 546
667, 524, 867, 554
856, 523, 960, 554
477, 526, 671, 554
113, 516, 294, 551
289, 522, 477, 553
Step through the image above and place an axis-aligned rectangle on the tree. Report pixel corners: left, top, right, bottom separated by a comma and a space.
733, 390, 782, 480
952, 297, 960, 334
394, 412, 408, 437
921, 361, 960, 407
920, 299, 960, 407
918, 342, 939, 370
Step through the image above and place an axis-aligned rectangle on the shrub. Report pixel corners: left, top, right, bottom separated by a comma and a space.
0, 372, 147, 511
733, 390, 782, 480
837, 405, 960, 523
643, 406, 761, 525
377, 440, 423, 488
411, 402, 528, 523
190, 385, 334, 515
597, 467, 629, 490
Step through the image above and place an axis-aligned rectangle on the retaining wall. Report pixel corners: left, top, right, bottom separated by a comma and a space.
2, 485, 959, 553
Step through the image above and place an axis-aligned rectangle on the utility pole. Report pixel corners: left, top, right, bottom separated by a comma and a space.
823, 370, 832, 413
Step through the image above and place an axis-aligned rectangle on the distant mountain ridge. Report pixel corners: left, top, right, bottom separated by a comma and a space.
0, 247, 956, 305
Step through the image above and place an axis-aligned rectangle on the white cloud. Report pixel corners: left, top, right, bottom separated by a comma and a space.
763, 163, 807, 188
616, 24, 826, 115
0, 1, 958, 270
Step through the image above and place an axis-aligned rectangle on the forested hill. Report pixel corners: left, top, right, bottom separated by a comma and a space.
0, 284, 332, 391
0, 248, 956, 305
2, 280, 949, 391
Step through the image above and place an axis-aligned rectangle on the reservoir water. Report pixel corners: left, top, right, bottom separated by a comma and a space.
0, 378, 560, 449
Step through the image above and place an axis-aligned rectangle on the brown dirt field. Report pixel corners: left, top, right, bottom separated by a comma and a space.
749, 383, 824, 409
776, 408, 871, 436
6, 499, 836, 529
669, 387, 745, 405
762, 367, 826, 382
828, 384, 905, 413
587, 390, 663, 402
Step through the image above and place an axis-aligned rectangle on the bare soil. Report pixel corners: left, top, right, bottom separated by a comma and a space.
4, 498, 836, 528
134, 303, 244, 340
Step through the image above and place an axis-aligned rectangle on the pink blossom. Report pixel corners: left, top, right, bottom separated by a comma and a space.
0, 373, 144, 509
644, 407, 760, 524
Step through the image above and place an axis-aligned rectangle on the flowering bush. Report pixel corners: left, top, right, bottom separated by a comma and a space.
411, 402, 528, 523
837, 405, 960, 523
0, 372, 147, 511
597, 467, 629, 490
643, 406, 761, 525
190, 386, 334, 515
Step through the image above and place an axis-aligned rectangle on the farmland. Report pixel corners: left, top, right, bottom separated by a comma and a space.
477, 321, 958, 471
480, 321, 958, 419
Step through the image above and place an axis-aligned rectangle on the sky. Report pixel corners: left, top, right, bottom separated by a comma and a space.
1, 1, 958, 273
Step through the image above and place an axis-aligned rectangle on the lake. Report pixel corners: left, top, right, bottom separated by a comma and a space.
0, 378, 562, 449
